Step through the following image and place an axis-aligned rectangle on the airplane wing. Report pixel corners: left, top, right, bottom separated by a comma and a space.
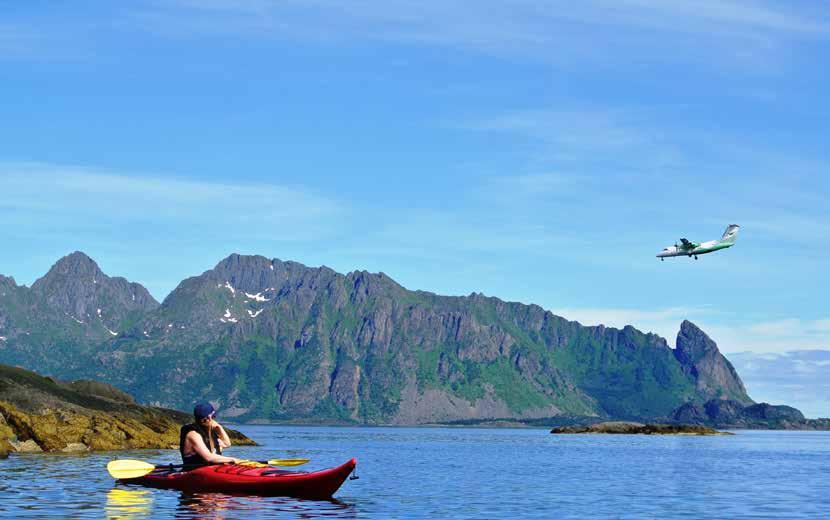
680, 238, 693, 249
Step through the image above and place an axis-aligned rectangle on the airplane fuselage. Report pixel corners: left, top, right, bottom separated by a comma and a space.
656, 240, 733, 259
657, 224, 740, 260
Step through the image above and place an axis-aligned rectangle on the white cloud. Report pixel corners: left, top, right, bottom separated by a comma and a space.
608, 0, 828, 34
0, 162, 346, 298
545, 306, 830, 355
730, 350, 830, 418
0, 162, 341, 239
712, 318, 830, 353
457, 109, 655, 155
132, 0, 829, 69
747, 318, 802, 336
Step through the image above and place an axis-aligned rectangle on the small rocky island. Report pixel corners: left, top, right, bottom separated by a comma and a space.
550, 421, 731, 435
0, 363, 255, 458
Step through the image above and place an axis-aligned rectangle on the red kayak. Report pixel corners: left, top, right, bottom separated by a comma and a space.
120, 459, 357, 499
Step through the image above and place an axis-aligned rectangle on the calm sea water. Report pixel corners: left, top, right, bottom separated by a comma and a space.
1, 426, 828, 518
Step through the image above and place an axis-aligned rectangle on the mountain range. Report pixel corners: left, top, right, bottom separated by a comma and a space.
0, 251, 796, 426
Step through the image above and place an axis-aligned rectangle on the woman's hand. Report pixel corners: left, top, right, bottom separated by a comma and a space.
209, 418, 232, 449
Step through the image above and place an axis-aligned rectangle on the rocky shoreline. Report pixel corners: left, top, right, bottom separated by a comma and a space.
668, 399, 830, 430
0, 364, 255, 458
550, 421, 731, 435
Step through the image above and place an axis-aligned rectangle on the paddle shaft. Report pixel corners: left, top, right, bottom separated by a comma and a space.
156, 460, 271, 470
153, 459, 308, 470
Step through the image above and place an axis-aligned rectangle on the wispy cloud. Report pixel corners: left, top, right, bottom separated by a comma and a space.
455, 104, 830, 254
130, 0, 829, 68
458, 109, 654, 154
1, 162, 340, 233
0, 162, 345, 297
730, 350, 830, 417
5, 1, 827, 70
545, 307, 830, 355
603, 0, 828, 35
698, 318, 830, 354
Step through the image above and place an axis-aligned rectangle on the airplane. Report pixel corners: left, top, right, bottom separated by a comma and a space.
657, 224, 740, 260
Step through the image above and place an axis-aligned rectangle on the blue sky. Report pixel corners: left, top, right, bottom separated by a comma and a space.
2, 1, 829, 413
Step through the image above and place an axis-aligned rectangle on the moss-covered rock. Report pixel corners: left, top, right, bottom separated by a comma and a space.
62, 380, 135, 404
0, 364, 256, 454
550, 421, 730, 435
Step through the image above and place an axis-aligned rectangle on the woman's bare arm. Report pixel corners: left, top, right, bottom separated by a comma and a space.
186, 431, 238, 464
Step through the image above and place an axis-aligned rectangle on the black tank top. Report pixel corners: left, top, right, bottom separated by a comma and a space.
179, 423, 222, 465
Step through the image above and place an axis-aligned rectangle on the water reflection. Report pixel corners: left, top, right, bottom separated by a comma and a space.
105, 488, 153, 519
175, 492, 357, 519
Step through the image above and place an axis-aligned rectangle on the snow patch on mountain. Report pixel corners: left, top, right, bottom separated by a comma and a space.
244, 291, 270, 302
220, 308, 238, 323
65, 313, 84, 324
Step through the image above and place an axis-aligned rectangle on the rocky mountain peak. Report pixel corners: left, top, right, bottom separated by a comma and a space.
676, 320, 717, 358
29, 252, 158, 335
0, 275, 18, 289
40, 251, 104, 280
674, 320, 752, 404
2, 252, 773, 425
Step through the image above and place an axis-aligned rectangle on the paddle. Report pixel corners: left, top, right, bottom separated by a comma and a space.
107, 458, 311, 479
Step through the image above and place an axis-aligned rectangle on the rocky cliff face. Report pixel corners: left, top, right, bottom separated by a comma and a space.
673, 320, 752, 404
0, 252, 769, 425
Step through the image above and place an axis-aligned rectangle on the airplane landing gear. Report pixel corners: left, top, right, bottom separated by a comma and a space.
694, 255, 698, 260
661, 258, 664, 261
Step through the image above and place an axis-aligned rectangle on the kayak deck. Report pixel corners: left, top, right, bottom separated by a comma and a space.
120, 458, 357, 499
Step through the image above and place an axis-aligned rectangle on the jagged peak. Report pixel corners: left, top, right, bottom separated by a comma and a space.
213, 254, 325, 276
680, 319, 704, 334
28, 252, 159, 312
214, 253, 272, 269
31, 252, 105, 293
676, 320, 719, 355
673, 320, 753, 404
45, 251, 102, 276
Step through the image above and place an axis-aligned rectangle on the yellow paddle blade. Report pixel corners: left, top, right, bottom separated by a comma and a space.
107, 459, 156, 479
267, 458, 310, 467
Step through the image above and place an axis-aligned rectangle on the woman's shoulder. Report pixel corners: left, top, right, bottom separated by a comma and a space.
182, 425, 203, 439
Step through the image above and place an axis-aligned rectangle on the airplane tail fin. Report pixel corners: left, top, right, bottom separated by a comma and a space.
721, 224, 740, 244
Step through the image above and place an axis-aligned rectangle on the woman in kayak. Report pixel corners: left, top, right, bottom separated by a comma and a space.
180, 402, 240, 465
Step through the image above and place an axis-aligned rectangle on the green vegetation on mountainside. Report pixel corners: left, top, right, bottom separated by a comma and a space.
0, 252, 751, 425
